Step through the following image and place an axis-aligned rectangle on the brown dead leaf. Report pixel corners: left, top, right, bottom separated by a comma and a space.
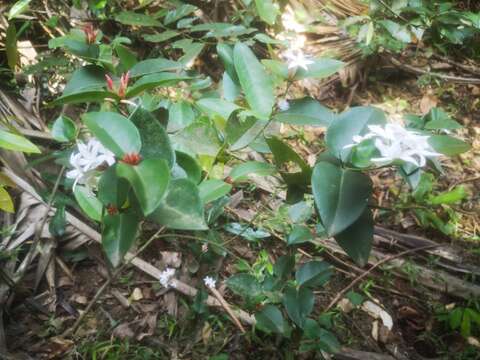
137, 313, 158, 341
71, 294, 88, 305
113, 323, 134, 339
420, 91, 438, 114
202, 322, 212, 345
161, 251, 182, 268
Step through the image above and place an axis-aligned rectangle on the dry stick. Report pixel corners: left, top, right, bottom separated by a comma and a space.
62, 227, 165, 338
208, 287, 246, 334
325, 244, 440, 312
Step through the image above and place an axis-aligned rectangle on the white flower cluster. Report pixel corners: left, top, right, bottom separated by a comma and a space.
66, 138, 115, 189
203, 276, 216, 289
345, 123, 441, 167
159, 267, 176, 288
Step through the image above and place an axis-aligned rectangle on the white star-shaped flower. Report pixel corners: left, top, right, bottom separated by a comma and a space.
203, 276, 216, 289
282, 49, 314, 71
159, 268, 176, 288
66, 138, 115, 189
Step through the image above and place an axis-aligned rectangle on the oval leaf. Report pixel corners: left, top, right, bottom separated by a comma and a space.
312, 161, 372, 236
117, 159, 170, 216
274, 97, 335, 127
83, 112, 141, 157
74, 186, 102, 221
102, 212, 139, 267
0, 129, 40, 153
295, 260, 332, 288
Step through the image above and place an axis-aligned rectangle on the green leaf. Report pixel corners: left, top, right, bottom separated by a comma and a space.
295, 261, 332, 288
97, 165, 130, 207
189, 23, 255, 38
6, 23, 17, 71
53, 65, 113, 105
102, 211, 140, 267
283, 286, 314, 328
129, 107, 175, 167
126, 73, 190, 98
326, 106, 386, 161
223, 71, 241, 102
273, 97, 335, 127
428, 135, 471, 156
143, 30, 180, 43
168, 101, 195, 132
424, 108, 462, 130
115, 11, 162, 26
8, 0, 32, 19
171, 120, 222, 158
198, 179, 232, 203
229, 161, 275, 181
0, 129, 41, 153
255, 305, 287, 335
63, 39, 100, 60
117, 159, 170, 216
334, 209, 373, 267
51, 115, 77, 142
74, 186, 103, 222
83, 112, 141, 157
227, 273, 262, 298
233, 43, 274, 119
293, 59, 345, 80
226, 115, 267, 151
164, 4, 197, 25
0, 187, 14, 213
273, 255, 295, 279
173, 151, 202, 184
197, 98, 240, 121
115, 44, 137, 71
217, 44, 238, 83
379, 20, 411, 43
149, 178, 207, 230
129, 58, 183, 78
429, 186, 467, 205
312, 161, 372, 236
255, 0, 279, 25
287, 225, 313, 246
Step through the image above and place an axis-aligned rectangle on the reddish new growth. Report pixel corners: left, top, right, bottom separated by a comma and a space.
83, 23, 97, 44
107, 204, 118, 215
104, 72, 130, 98
121, 153, 142, 165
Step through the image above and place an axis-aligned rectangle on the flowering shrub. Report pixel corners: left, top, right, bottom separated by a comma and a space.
48, 10, 470, 351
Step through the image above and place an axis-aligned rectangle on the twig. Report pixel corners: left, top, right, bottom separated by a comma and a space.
62, 227, 165, 337
389, 56, 480, 84
208, 287, 246, 333
324, 244, 440, 312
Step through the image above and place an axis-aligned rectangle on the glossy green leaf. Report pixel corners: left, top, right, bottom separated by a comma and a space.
229, 161, 275, 181
227, 273, 262, 298
102, 211, 140, 267
429, 186, 467, 205
83, 112, 141, 157
129, 58, 183, 78
8, 0, 32, 19
233, 43, 274, 119
173, 151, 202, 184
171, 120, 222, 158
115, 44, 137, 71
115, 11, 162, 26
274, 97, 335, 127
287, 225, 313, 246
379, 20, 411, 43
283, 286, 314, 328
312, 161, 372, 236
0, 187, 14, 213
168, 101, 195, 132
63, 39, 100, 59
163, 4, 197, 25
0, 129, 41, 153
428, 135, 471, 156
129, 107, 175, 167
334, 209, 373, 267
74, 186, 102, 222
126, 73, 190, 98
149, 178, 207, 230
226, 115, 267, 151
117, 159, 170, 216
51, 115, 77, 142
295, 260, 332, 288
326, 106, 386, 161
255, 305, 288, 335
294, 58, 345, 80
198, 179, 232, 203
217, 44, 238, 83
273, 255, 295, 279
424, 108, 462, 130
222, 71, 240, 101
255, 0, 278, 25
197, 98, 240, 120
49, 204, 66, 237
189, 23, 255, 38
97, 165, 130, 207
143, 30, 180, 43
